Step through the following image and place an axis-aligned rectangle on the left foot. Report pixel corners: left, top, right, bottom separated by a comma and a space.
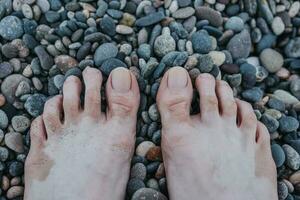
24, 67, 140, 200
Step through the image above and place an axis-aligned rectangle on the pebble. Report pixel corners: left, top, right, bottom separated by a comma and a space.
226, 30, 251, 60
36, 0, 50, 13
191, 30, 213, 54
136, 141, 156, 157
100, 58, 127, 76
197, 54, 214, 73
172, 7, 195, 19
148, 104, 160, 121
278, 181, 289, 200
34, 45, 54, 70
0, 62, 13, 79
0, 16, 23, 40
130, 163, 147, 180
137, 44, 151, 60
94, 43, 118, 67
0, 109, 8, 129
273, 90, 299, 105
131, 188, 168, 200
116, 25, 133, 35
6, 186, 24, 199
283, 144, 300, 170
11, 115, 30, 132
208, 51, 226, 67
242, 87, 263, 102
24, 93, 47, 117
279, 116, 299, 133
225, 16, 244, 32
272, 16, 285, 35
290, 79, 300, 99
55, 55, 78, 73
271, 143, 286, 167
127, 178, 145, 197
261, 114, 279, 133
285, 37, 300, 58
195, 6, 223, 27
154, 30, 176, 57
0, 147, 9, 161
135, 12, 165, 27
4, 132, 24, 153
260, 48, 283, 73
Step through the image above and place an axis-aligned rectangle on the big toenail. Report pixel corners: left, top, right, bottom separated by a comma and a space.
111, 67, 131, 92
167, 67, 188, 89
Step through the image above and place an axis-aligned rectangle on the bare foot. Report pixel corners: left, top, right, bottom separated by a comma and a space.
24, 67, 140, 200
156, 67, 277, 200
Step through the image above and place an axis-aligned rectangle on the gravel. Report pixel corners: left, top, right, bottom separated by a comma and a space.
0, 0, 299, 199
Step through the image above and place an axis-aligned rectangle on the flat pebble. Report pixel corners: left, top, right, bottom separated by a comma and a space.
271, 144, 285, 168
94, 43, 118, 67
272, 16, 285, 35
283, 144, 300, 170
5, 132, 24, 153
100, 58, 127, 76
260, 48, 283, 73
227, 30, 251, 60
195, 6, 223, 27
279, 116, 299, 133
273, 90, 299, 105
242, 87, 263, 102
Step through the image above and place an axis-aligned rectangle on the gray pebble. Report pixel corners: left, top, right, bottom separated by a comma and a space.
0, 16, 23, 40
94, 43, 118, 67
24, 93, 47, 117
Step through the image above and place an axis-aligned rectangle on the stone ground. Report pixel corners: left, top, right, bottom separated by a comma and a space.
0, 0, 300, 199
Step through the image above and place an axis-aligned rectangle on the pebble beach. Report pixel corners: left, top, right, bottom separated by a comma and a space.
0, 0, 299, 199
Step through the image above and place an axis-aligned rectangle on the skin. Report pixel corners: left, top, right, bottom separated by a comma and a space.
24, 67, 278, 200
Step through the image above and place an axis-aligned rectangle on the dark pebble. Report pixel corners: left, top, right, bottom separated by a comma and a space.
24, 94, 47, 117
135, 12, 165, 27
279, 116, 299, 133
242, 87, 263, 102
34, 45, 54, 70
100, 58, 127, 76
9, 161, 24, 177
271, 144, 286, 167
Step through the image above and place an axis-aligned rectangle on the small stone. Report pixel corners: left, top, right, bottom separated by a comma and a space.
260, 114, 279, 133
285, 37, 300, 58
154, 31, 176, 57
116, 25, 133, 35
0, 62, 13, 79
197, 54, 214, 73
272, 16, 285, 35
0, 16, 23, 40
127, 178, 145, 197
21, 4, 33, 19
227, 30, 251, 60
195, 6, 223, 27
36, 0, 50, 13
1, 74, 31, 104
6, 186, 24, 199
9, 161, 23, 176
148, 104, 160, 121
290, 79, 300, 99
135, 12, 165, 27
15, 80, 31, 97
94, 43, 118, 67
271, 144, 285, 167
34, 45, 54, 70
260, 48, 283, 73
100, 58, 127, 76
146, 146, 162, 161
225, 16, 244, 32
136, 141, 156, 157
279, 116, 299, 133
208, 51, 226, 67
5, 132, 24, 153
283, 144, 300, 170
242, 87, 263, 102
12, 115, 30, 133
172, 7, 195, 19
289, 2, 300, 17
0, 147, 9, 161
191, 30, 213, 54
24, 93, 47, 117
55, 55, 78, 73
278, 181, 289, 200
137, 44, 151, 60
0, 109, 8, 129
130, 163, 147, 180
273, 90, 299, 105
132, 188, 167, 200
268, 98, 285, 112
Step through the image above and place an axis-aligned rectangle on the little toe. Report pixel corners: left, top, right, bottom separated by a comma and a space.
29, 116, 46, 150
106, 67, 140, 121
62, 76, 82, 122
216, 80, 237, 121
236, 99, 257, 140
156, 67, 193, 124
195, 73, 219, 121
43, 95, 63, 134
83, 67, 103, 120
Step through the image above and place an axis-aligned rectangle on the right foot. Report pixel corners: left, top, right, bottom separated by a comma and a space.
156, 67, 277, 200
24, 67, 140, 200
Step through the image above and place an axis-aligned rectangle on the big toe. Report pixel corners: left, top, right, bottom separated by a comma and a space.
156, 67, 193, 124
106, 67, 140, 122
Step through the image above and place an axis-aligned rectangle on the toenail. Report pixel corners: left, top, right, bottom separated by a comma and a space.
111, 67, 131, 93
167, 67, 188, 89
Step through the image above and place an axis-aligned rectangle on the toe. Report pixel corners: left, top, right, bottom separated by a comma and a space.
29, 116, 46, 149
256, 122, 271, 146
43, 95, 63, 134
236, 99, 257, 140
83, 67, 103, 120
156, 67, 193, 123
216, 80, 237, 121
106, 67, 140, 120
62, 76, 82, 122
195, 73, 219, 121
